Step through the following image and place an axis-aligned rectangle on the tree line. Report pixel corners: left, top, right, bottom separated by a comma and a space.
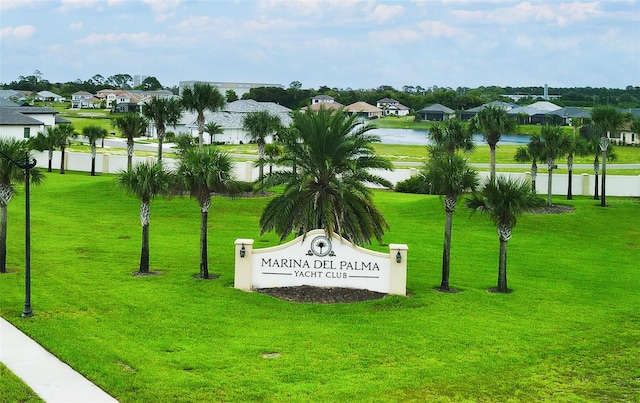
3, 71, 640, 110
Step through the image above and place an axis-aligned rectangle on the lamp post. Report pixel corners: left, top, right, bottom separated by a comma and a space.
0, 150, 36, 318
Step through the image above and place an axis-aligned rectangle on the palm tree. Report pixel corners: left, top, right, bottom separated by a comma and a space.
427, 118, 474, 154
0, 138, 43, 273
112, 113, 147, 171
28, 126, 57, 172
243, 110, 282, 185
590, 105, 625, 207
204, 121, 223, 145
53, 124, 77, 174
264, 142, 283, 174
142, 97, 183, 161
425, 118, 477, 291
260, 106, 393, 245
514, 133, 544, 193
180, 82, 225, 148
82, 125, 108, 176
423, 153, 478, 291
565, 122, 589, 200
116, 161, 173, 274
466, 176, 541, 293
469, 105, 517, 183
176, 147, 235, 279
540, 125, 569, 206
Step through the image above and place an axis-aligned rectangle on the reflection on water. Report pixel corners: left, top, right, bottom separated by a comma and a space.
371, 128, 530, 146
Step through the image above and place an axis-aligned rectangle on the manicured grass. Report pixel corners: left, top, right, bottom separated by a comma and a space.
1, 172, 639, 402
0, 364, 42, 403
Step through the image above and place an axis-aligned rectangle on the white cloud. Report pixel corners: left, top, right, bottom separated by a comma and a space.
142, 0, 182, 13
69, 22, 84, 30
59, 0, 97, 10
0, 25, 37, 40
451, 1, 601, 26
368, 4, 405, 23
417, 20, 460, 37
369, 28, 422, 43
0, 0, 38, 11
75, 32, 168, 47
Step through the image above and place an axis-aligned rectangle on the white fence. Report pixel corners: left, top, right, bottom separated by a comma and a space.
34, 151, 640, 197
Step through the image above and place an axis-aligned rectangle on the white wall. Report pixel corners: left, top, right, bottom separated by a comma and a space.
31, 150, 640, 197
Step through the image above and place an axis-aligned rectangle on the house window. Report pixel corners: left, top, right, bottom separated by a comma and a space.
23, 127, 30, 138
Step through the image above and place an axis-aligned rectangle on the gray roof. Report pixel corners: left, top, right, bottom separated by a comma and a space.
37, 90, 63, 99
181, 99, 292, 129
0, 98, 20, 107
550, 107, 591, 119
463, 101, 517, 113
417, 103, 454, 114
0, 107, 44, 125
0, 90, 22, 99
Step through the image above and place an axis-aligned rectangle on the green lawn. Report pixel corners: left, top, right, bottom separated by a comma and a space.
1, 172, 639, 402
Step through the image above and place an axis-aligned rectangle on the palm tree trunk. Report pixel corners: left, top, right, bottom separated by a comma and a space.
490, 144, 497, 183
0, 203, 7, 273
567, 154, 573, 200
90, 143, 96, 176
157, 129, 164, 161
601, 135, 608, 207
258, 141, 265, 185
139, 202, 150, 273
200, 207, 209, 279
47, 149, 53, 172
496, 224, 512, 293
440, 201, 455, 291
547, 158, 553, 206
127, 140, 134, 171
593, 155, 599, 200
60, 145, 66, 174
197, 116, 204, 149
531, 162, 537, 193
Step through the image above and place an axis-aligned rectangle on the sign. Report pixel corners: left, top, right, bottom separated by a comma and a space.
234, 229, 407, 295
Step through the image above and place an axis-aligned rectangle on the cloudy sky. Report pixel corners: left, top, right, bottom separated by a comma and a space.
1, 0, 639, 90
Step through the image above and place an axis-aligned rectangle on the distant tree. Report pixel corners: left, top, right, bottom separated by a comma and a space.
82, 125, 108, 176
566, 120, 590, 200
107, 74, 133, 89
466, 176, 541, 293
28, 126, 57, 172
53, 124, 77, 174
243, 110, 282, 185
260, 107, 393, 245
116, 161, 173, 274
141, 97, 183, 161
0, 138, 43, 273
514, 133, 544, 193
225, 89, 238, 102
112, 113, 148, 171
181, 83, 225, 148
590, 105, 625, 207
173, 133, 196, 155
539, 125, 569, 206
469, 105, 517, 182
176, 147, 236, 279
139, 76, 162, 91
204, 122, 223, 145
425, 118, 477, 291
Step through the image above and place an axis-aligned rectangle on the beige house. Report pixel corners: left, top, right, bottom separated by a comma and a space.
344, 101, 383, 119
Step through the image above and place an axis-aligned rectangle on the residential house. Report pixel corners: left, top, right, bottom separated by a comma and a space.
172, 99, 292, 145
71, 91, 101, 109
460, 101, 518, 121
616, 122, 640, 145
376, 98, 410, 117
344, 102, 383, 119
0, 99, 68, 140
415, 104, 456, 121
36, 91, 64, 102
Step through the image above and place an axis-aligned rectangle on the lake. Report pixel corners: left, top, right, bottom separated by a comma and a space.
371, 128, 530, 146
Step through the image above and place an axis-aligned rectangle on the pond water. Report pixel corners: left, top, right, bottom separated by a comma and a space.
371, 128, 530, 146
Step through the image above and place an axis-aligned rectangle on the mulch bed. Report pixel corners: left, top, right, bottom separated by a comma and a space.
531, 204, 575, 214
257, 285, 387, 304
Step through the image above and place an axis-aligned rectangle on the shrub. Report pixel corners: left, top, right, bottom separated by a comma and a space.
395, 175, 430, 194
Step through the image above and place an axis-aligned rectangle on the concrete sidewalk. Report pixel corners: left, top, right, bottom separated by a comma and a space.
0, 317, 118, 403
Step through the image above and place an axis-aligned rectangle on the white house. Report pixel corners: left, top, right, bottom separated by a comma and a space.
170, 99, 292, 144
376, 98, 410, 117
0, 99, 68, 140
71, 91, 101, 109
36, 91, 64, 102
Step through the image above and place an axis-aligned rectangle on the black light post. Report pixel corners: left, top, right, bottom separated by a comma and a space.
0, 150, 36, 317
